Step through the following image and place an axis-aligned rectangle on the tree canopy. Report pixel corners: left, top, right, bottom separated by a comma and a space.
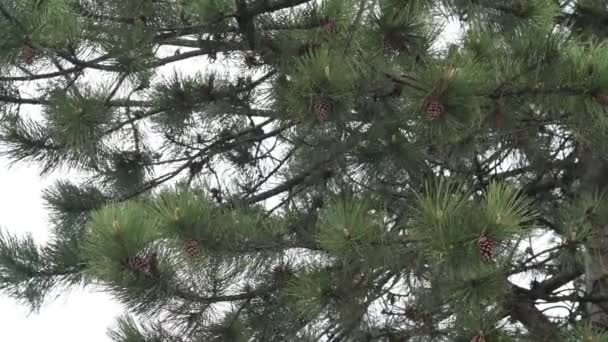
1, 0, 608, 340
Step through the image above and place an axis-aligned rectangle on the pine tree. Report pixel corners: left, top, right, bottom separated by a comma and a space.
3, 0, 608, 340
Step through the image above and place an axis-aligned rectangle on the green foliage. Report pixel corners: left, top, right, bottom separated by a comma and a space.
0, 112, 59, 173
44, 87, 113, 161
449, 305, 512, 341
286, 269, 330, 319
280, 48, 358, 122
185, 0, 233, 25
150, 72, 215, 133
565, 321, 608, 341
0, 230, 50, 310
481, 181, 537, 239
152, 186, 217, 239
28, 0, 81, 48
411, 180, 535, 282
545, 41, 608, 149
0, 229, 83, 311
0, 0, 80, 61
206, 310, 252, 342
85, 201, 183, 314
317, 198, 400, 268
294, 48, 356, 92
95, 24, 155, 72
372, 0, 436, 56
411, 180, 471, 258
43, 180, 107, 238
241, 289, 307, 341
500, 0, 558, 32
0, 6, 27, 61
85, 201, 159, 280
107, 315, 167, 342
153, 185, 285, 254
317, 0, 354, 24
446, 0, 558, 33
104, 151, 153, 194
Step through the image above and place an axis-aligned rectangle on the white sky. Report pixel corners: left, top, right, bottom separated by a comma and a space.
0, 160, 123, 342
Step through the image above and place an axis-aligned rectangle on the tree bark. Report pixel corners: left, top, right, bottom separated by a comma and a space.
508, 286, 562, 341
580, 148, 608, 329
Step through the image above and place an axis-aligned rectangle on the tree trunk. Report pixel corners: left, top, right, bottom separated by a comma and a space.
580, 148, 608, 329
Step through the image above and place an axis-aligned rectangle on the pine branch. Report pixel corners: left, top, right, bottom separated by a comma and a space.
384, 73, 428, 93
0, 67, 84, 81
159, 38, 244, 50
242, 133, 361, 204
57, 48, 217, 73
106, 119, 285, 202
0, 95, 48, 105
155, 23, 237, 41
243, 163, 328, 205
522, 270, 585, 302
508, 286, 562, 341
488, 84, 588, 100
0, 94, 151, 108
0, 3, 26, 32
248, 0, 313, 16
243, 146, 297, 197
176, 284, 277, 304
76, 4, 147, 25
57, 51, 127, 72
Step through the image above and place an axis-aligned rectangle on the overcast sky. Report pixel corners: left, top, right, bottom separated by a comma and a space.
0, 160, 123, 342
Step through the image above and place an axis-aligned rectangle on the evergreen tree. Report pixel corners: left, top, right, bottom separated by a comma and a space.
3, 0, 608, 340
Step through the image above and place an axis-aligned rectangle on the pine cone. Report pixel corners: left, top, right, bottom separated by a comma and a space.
594, 92, 608, 106
126, 252, 158, 274
383, 31, 407, 53
244, 52, 258, 67
470, 331, 487, 342
477, 234, 495, 262
313, 96, 333, 123
493, 103, 504, 129
21, 45, 35, 65
183, 238, 200, 257
322, 16, 337, 33
513, 0, 526, 16
423, 98, 444, 121
127, 255, 151, 273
